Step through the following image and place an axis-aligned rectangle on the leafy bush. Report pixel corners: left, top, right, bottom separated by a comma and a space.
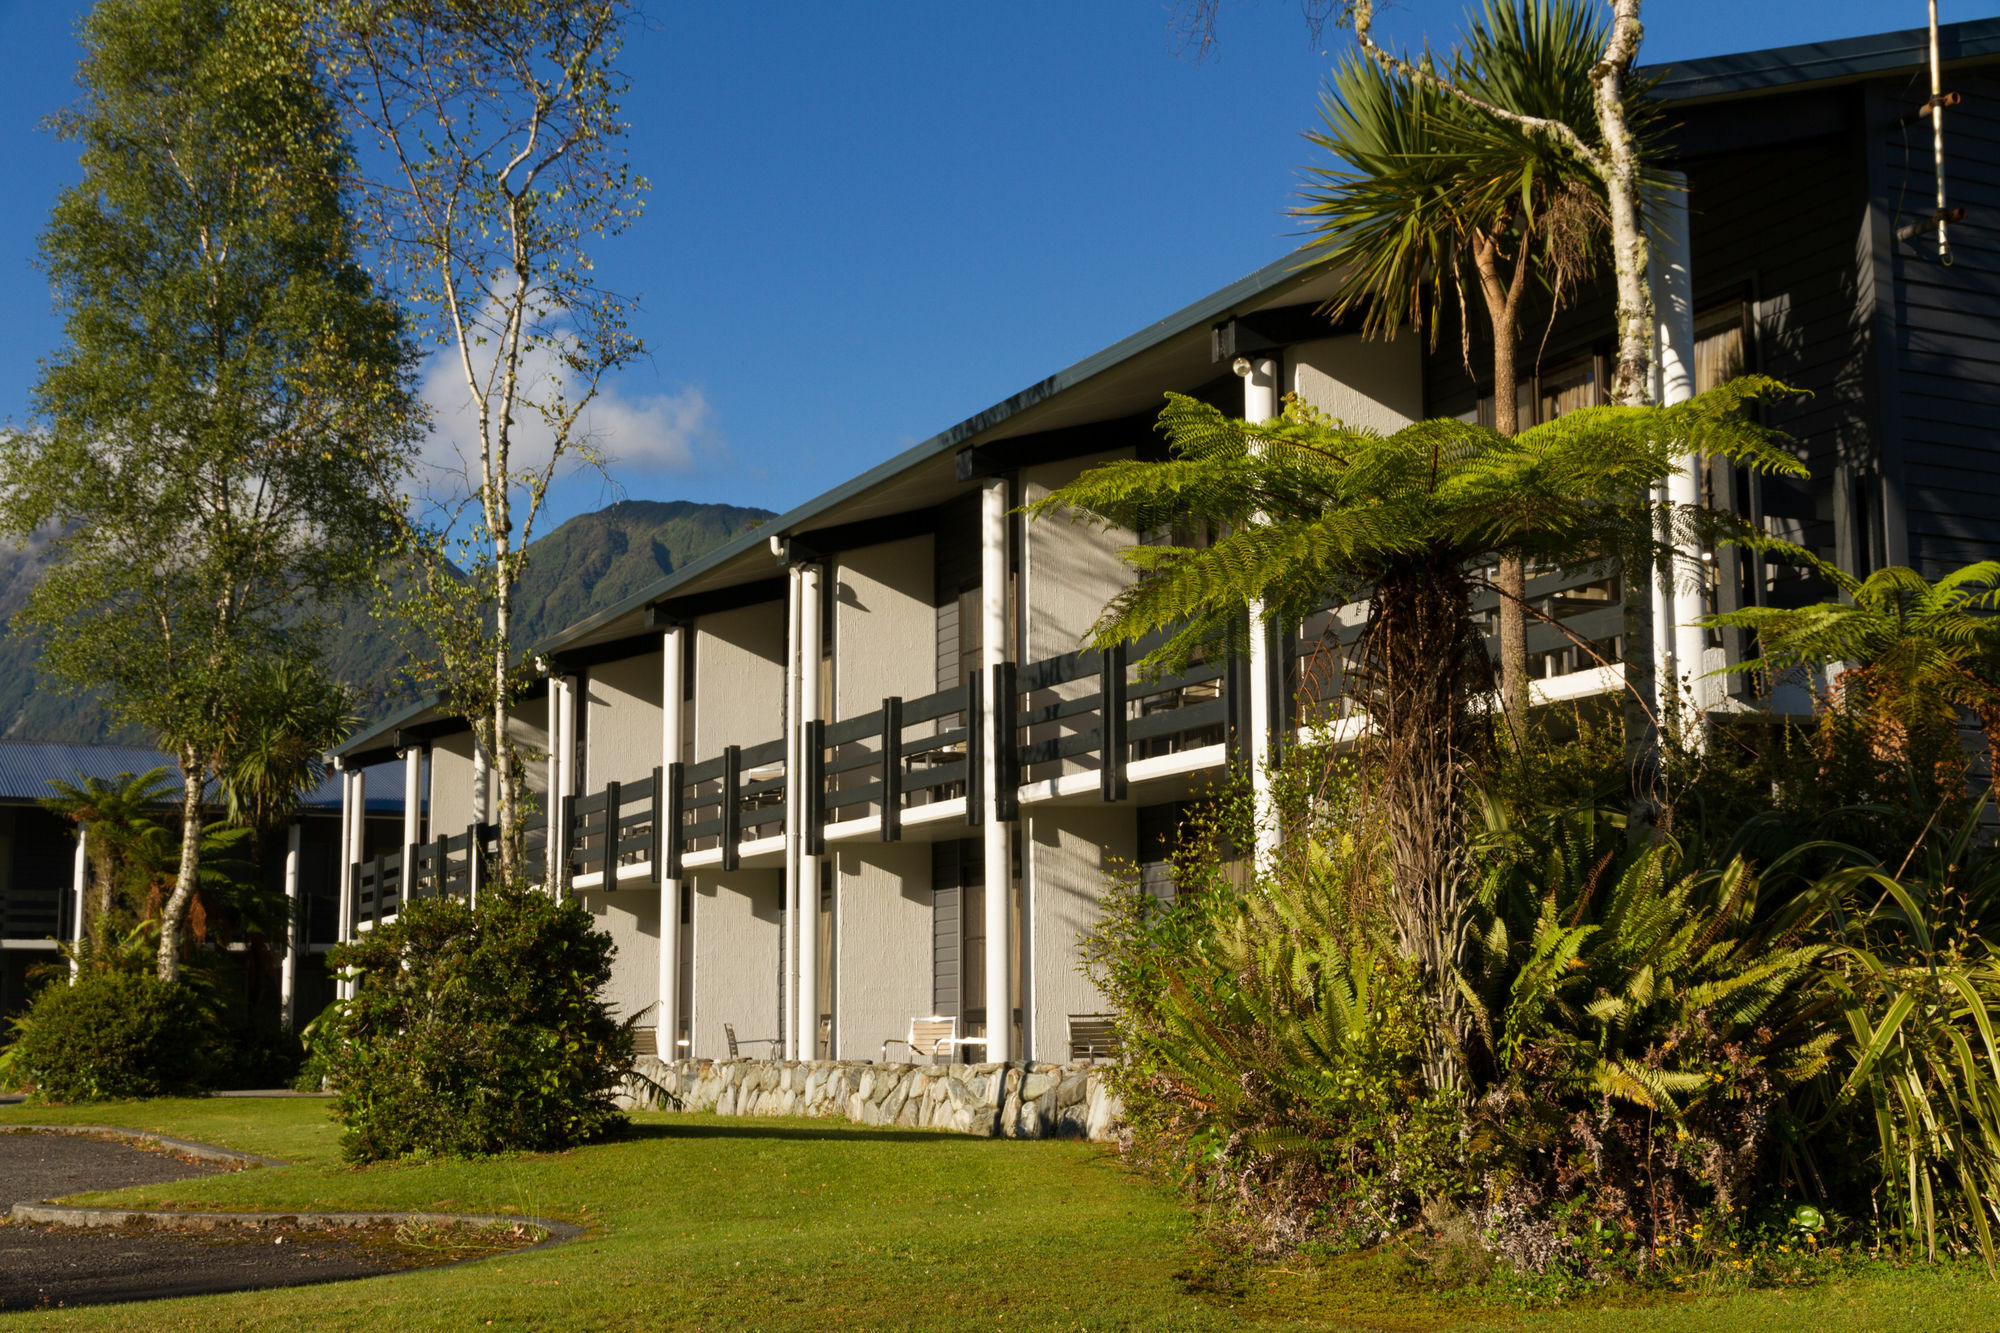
291, 1000, 341, 1092
1092, 729, 2000, 1280
325, 884, 633, 1161
9, 970, 218, 1101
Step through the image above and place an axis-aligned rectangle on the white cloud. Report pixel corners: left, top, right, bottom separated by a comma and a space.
415, 340, 722, 509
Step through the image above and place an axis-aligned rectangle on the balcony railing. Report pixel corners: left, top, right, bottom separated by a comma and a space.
351, 638, 1240, 922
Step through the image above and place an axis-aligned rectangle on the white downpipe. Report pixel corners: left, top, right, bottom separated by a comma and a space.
401, 746, 423, 896
980, 475, 1013, 1065
1651, 170, 1707, 720
69, 825, 86, 981
782, 564, 802, 1060
658, 623, 686, 1062
282, 822, 301, 1031
797, 562, 823, 1061
1240, 355, 1281, 876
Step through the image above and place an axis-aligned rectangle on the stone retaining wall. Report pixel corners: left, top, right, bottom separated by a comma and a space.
618, 1057, 1123, 1141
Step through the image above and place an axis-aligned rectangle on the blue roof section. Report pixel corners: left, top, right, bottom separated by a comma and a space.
1650, 17, 2000, 103
0, 742, 403, 814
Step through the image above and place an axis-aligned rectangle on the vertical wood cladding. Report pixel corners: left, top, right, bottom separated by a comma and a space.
1874, 71, 2000, 574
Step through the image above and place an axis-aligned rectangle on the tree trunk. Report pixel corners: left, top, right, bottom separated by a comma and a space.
1593, 1, 1651, 408
1364, 555, 1483, 1089
155, 750, 207, 982
1471, 230, 1533, 741
1977, 701, 2000, 816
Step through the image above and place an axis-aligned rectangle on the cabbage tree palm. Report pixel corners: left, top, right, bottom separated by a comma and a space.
1706, 561, 2000, 807
220, 657, 357, 836
1035, 380, 1807, 1081
41, 766, 177, 955
1298, 0, 1644, 734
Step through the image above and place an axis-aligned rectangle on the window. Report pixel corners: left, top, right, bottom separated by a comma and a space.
1473, 356, 1601, 429
1693, 304, 1746, 394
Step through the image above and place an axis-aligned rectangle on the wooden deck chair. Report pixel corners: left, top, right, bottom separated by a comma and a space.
725, 1023, 781, 1058
882, 1015, 958, 1065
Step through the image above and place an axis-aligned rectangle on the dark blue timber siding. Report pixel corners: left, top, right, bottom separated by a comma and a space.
1872, 71, 2000, 575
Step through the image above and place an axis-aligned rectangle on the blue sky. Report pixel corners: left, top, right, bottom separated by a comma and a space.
0, 1, 1991, 529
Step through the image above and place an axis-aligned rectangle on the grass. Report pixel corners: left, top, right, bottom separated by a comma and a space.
2, 1097, 1997, 1331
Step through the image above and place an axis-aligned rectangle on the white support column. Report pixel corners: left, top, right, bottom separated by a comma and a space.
548, 674, 577, 894
1239, 354, 1281, 875
343, 765, 366, 999
335, 765, 351, 967
471, 738, 490, 826
658, 623, 686, 1060
281, 822, 301, 1031
401, 745, 422, 896
69, 825, 86, 981
783, 565, 802, 1060
1652, 171, 1707, 712
797, 562, 823, 1061
980, 475, 1014, 1065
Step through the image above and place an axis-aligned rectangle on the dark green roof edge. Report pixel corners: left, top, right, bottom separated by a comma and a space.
1649, 16, 2000, 103
333, 245, 1330, 758
512, 245, 1328, 653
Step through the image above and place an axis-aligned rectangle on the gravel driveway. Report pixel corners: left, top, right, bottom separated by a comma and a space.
0, 1130, 410, 1311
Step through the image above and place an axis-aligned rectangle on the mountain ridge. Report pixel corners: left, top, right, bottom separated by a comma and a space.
0, 497, 772, 746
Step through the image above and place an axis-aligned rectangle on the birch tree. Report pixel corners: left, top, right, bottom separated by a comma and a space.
312, 1, 646, 881
0, 0, 418, 981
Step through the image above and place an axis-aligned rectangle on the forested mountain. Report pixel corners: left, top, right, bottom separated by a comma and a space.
0, 498, 771, 744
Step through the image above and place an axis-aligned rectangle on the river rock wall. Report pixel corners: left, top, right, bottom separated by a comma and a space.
618, 1057, 1123, 1141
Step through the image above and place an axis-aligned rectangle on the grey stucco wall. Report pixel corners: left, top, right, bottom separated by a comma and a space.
694, 603, 785, 756
1024, 804, 1134, 1062
1021, 452, 1135, 664
583, 649, 665, 790
429, 731, 478, 834
1290, 333, 1424, 432
832, 842, 933, 1062
417, 700, 550, 834
690, 868, 783, 1060
580, 885, 661, 1023
833, 536, 937, 718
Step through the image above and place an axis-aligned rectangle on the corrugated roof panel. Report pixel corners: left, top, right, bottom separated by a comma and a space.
0, 742, 403, 813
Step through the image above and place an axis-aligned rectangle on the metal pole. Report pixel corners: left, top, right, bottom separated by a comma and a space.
1931, 0, 1951, 262
980, 475, 1014, 1064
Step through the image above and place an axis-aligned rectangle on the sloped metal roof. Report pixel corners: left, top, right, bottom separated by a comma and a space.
0, 742, 403, 813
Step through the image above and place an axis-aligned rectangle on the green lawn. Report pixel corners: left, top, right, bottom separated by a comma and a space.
2, 1098, 1996, 1332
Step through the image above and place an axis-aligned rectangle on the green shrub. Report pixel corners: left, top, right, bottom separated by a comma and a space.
9, 970, 219, 1101
325, 884, 633, 1162
291, 1000, 341, 1092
